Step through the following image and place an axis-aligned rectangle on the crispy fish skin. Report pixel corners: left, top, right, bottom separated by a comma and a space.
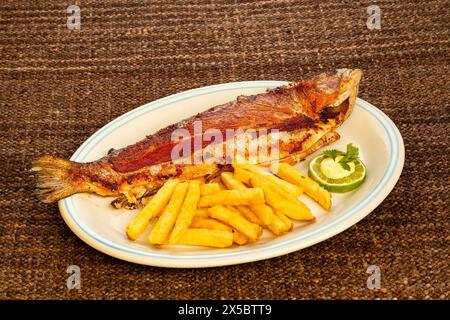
32, 68, 362, 203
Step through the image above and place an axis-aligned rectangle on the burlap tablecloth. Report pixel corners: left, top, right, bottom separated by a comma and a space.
0, 0, 448, 299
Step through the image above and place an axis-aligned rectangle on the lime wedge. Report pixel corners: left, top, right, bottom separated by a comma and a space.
308, 155, 366, 193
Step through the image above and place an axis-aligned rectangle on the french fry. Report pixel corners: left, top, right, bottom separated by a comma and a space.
248, 203, 276, 225
208, 206, 262, 241
233, 167, 253, 185
222, 174, 259, 220
249, 174, 315, 221
126, 179, 179, 240
231, 230, 249, 245
190, 216, 218, 228
225, 205, 245, 217
221, 171, 247, 190
194, 208, 210, 218
190, 217, 248, 245
224, 207, 261, 239
200, 183, 221, 195
266, 213, 292, 235
168, 180, 201, 244
198, 188, 265, 207
273, 210, 293, 231
229, 171, 277, 225
236, 205, 262, 225
235, 164, 303, 201
148, 182, 189, 244
275, 163, 332, 210
224, 206, 261, 239
177, 228, 233, 248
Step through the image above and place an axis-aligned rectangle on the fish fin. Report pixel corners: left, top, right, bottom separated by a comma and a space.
31, 156, 79, 203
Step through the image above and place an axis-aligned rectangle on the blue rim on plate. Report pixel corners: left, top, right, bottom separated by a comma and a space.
59, 81, 404, 267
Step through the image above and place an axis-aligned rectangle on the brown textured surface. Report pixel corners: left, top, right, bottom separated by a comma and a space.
0, 0, 448, 300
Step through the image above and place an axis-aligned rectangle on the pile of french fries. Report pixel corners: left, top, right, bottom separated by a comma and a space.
125, 163, 332, 248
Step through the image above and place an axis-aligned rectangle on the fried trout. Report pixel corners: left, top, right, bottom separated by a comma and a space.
32, 68, 362, 207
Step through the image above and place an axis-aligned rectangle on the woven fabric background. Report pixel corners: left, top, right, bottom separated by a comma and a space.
0, 0, 448, 300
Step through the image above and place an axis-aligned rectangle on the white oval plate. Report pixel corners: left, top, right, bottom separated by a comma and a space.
59, 81, 404, 268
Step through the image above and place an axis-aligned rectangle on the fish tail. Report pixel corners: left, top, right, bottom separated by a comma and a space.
31, 156, 80, 203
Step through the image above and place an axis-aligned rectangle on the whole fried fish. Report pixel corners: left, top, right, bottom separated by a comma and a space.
33, 68, 362, 206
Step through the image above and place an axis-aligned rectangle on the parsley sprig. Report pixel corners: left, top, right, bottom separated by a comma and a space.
323, 143, 359, 171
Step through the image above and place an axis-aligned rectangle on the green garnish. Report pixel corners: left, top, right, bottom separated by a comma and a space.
323, 143, 360, 171
323, 149, 343, 160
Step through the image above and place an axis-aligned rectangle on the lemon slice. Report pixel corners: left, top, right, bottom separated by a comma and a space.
309, 155, 366, 193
